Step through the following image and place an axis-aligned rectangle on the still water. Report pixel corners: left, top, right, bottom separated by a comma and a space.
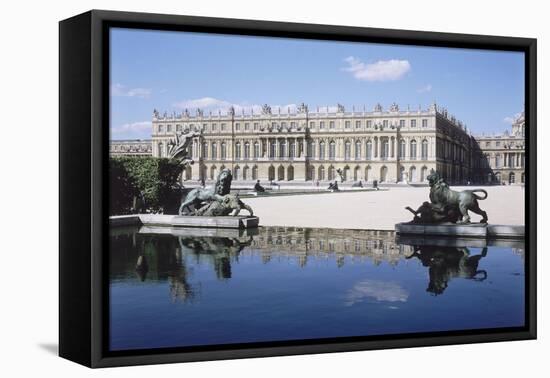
109, 226, 525, 351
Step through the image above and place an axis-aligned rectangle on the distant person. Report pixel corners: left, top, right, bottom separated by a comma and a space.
373, 180, 379, 191
254, 180, 265, 193
333, 181, 339, 191
328, 182, 334, 190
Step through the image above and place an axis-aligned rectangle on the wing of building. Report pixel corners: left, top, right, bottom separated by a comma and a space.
110, 139, 152, 156
110, 104, 525, 186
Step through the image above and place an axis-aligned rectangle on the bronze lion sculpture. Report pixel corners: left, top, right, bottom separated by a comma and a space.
427, 171, 488, 224
178, 168, 233, 215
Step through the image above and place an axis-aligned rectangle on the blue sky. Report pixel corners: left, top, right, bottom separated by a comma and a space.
110, 27, 524, 140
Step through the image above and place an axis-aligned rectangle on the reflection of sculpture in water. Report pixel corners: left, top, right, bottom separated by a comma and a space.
405, 170, 488, 224
406, 245, 488, 295
132, 238, 198, 303
135, 255, 149, 281
178, 235, 253, 280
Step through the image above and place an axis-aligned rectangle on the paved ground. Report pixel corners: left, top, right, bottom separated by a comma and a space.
245, 185, 525, 230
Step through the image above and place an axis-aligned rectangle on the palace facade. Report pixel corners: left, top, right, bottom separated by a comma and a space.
110, 139, 152, 156
473, 112, 526, 185
149, 102, 478, 184
110, 103, 526, 185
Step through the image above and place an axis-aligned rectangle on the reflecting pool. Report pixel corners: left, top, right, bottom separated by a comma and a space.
109, 226, 525, 351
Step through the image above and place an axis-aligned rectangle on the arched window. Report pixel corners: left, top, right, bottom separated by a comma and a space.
380, 166, 388, 182
234, 166, 240, 180
399, 166, 405, 182
495, 154, 501, 168
319, 141, 326, 160
328, 166, 335, 181
268, 166, 275, 181
269, 140, 276, 159
355, 141, 361, 160
279, 140, 287, 159
220, 142, 227, 160
421, 139, 428, 160
509, 172, 515, 184
308, 141, 315, 159
157, 142, 163, 157
243, 166, 249, 180
381, 139, 389, 159
410, 166, 417, 182
253, 142, 260, 158
244, 142, 250, 160
252, 166, 258, 180
309, 166, 315, 181
366, 140, 373, 160
398, 139, 406, 159
287, 166, 294, 181
421, 166, 428, 182
211, 143, 217, 160
202, 142, 208, 159
509, 154, 516, 168
278, 165, 285, 181
329, 141, 336, 159
344, 141, 351, 160
289, 140, 296, 159
235, 142, 241, 160
318, 166, 325, 181
410, 140, 417, 159
210, 166, 217, 180
365, 166, 371, 182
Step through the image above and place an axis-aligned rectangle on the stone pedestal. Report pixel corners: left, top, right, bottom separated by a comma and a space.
109, 214, 259, 229
395, 222, 525, 239
395, 222, 487, 238
172, 215, 259, 229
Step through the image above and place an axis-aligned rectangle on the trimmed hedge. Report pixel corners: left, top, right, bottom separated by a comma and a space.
109, 156, 184, 215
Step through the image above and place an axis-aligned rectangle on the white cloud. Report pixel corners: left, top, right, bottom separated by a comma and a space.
504, 112, 522, 124
111, 83, 152, 98
111, 121, 152, 139
417, 84, 432, 93
342, 57, 411, 81
173, 97, 297, 115
344, 279, 409, 306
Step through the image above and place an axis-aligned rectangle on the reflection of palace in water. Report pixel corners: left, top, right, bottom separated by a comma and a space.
110, 226, 525, 301
246, 227, 409, 267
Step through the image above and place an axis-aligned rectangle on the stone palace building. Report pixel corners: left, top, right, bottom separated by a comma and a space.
110, 103, 526, 185
473, 112, 526, 185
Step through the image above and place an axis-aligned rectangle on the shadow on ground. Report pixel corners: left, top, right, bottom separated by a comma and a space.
38, 343, 58, 355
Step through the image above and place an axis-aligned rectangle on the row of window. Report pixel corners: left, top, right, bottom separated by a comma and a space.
154, 118, 431, 133
157, 139, 430, 160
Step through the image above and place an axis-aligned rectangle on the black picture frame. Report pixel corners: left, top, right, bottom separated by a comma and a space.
59, 9, 537, 368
